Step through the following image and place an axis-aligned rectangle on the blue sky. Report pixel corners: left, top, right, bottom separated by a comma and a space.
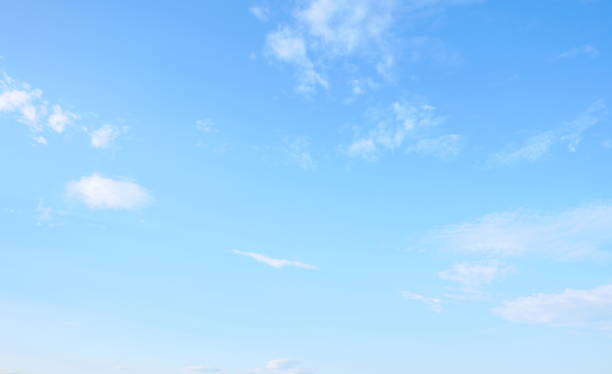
1, 0, 612, 373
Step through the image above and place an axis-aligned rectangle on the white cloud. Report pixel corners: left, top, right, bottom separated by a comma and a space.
494, 284, 612, 331
0, 74, 44, 129
556, 44, 599, 59
431, 203, 612, 259
438, 260, 510, 287
47, 104, 78, 133
250, 5, 270, 22
492, 99, 608, 164
295, 0, 395, 55
182, 366, 221, 373
66, 174, 151, 210
346, 100, 459, 160
90, 124, 122, 148
262, 0, 480, 93
401, 291, 443, 312
33, 136, 48, 145
232, 250, 318, 270
266, 27, 328, 93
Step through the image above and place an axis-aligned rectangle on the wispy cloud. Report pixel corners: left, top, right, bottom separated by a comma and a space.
494, 284, 612, 332
438, 260, 511, 299
401, 291, 443, 312
491, 99, 608, 164
66, 174, 152, 210
555, 44, 600, 60
431, 203, 612, 259
346, 100, 461, 160
233, 250, 318, 270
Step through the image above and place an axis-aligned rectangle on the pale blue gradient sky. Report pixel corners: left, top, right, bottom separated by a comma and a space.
1, 1, 612, 373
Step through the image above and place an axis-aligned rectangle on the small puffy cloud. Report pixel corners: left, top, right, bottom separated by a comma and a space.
431, 203, 612, 259
47, 104, 78, 133
492, 99, 608, 164
250, 5, 270, 22
401, 291, 443, 313
0, 73, 44, 129
90, 124, 123, 148
555, 44, 599, 59
182, 366, 221, 373
66, 174, 151, 210
233, 250, 318, 270
494, 284, 612, 331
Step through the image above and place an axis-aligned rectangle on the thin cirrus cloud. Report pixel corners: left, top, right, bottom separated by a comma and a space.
494, 284, 612, 332
401, 291, 443, 313
346, 100, 462, 160
66, 174, 151, 210
232, 250, 318, 270
430, 203, 612, 259
555, 44, 600, 60
491, 99, 608, 164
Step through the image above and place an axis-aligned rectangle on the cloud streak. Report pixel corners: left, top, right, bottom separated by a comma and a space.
233, 250, 318, 270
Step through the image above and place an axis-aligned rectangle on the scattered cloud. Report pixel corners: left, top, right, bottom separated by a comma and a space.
0, 73, 45, 129
494, 284, 612, 332
431, 203, 612, 259
555, 44, 599, 60
250, 5, 271, 22
90, 124, 123, 148
262, 0, 480, 93
401, 291, 443, 312
47, 104, 78, 133
492, 99, 608, 164
346, 100, 460, 160
66, 174, 151, 210
232, 250, 318, 270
